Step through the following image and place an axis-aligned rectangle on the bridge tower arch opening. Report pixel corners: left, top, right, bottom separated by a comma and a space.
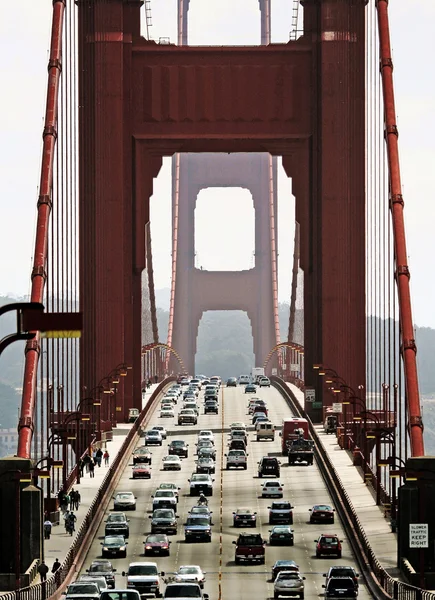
195, 187, 255, 272
195, 310, 255, 379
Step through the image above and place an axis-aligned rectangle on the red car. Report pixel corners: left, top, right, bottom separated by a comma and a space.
144, 533, 171, 556
315, 534, 343, 558
309, 504, 335, 524
132, 464, 151, 479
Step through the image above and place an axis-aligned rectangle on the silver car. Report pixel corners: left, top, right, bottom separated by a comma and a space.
113, 491, 137, 511
274, 571, 305, 598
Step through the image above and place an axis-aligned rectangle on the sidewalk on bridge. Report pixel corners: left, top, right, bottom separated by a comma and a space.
286, 382, 400, 580
41, 384, 159, 579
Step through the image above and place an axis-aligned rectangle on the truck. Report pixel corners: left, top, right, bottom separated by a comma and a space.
232, 532, 266, 564
288, 437, 314, 465
280, 418, 310, 455
251, 367, 265, 383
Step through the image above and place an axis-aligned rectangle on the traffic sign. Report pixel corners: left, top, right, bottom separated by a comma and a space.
305, 388, 315, 403
332, 403, 343, 413
409, 523, 428, 548
290, 363, 300, 372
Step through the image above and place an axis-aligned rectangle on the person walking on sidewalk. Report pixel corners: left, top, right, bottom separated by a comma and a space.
96, 448, 103, 467
79, 458, 85, 478
52, 558, 61, 574
38, 561, 49, 582
89, 459, 95, 478
103, 450, 110, 466
83, 453, 91, 473
44, 519, 52, 539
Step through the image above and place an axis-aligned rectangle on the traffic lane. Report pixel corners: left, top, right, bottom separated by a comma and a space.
221, 385, 371, 599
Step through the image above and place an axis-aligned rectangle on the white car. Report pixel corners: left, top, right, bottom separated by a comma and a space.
162, 455, 182, 471
174, 565, 206, 589
160, 407, 175, 418
152, 490, 178, 510
230, 422, 247, 432
261, 480, 284, 498
226, 450, 248, 470
197, 430, 215, 444
151, 426, 167, 439
158, 482, 180, 500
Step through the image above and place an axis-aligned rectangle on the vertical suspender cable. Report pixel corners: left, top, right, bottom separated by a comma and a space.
18, 0, 66, 459
376, 0, 424, 456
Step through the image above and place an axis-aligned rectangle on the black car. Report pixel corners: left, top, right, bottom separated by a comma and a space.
232, 508, 257, 527
271, 560, 300, 582
100, 535, 128, 558
310, 504, 335, 524
245, 384, 257, 393
168, 440, 189, 458
226, 377, 238, 387
149, 508, 178, 535
269, 525, 294, 546
323, 577, 358, 598
323, 566, 359, 589
86, 560, 116, 589
105, 513, 130, 538
258, 456, 281, 478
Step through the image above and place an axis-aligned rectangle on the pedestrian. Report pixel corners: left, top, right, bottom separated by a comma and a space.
75, 489, 81, 509
89, 459, 95, 478
96, 448, 103, 467
154, 374, 158, 384
52, 558, 61, 574
83, 453, 91, 473
78, 458, 85, 477
103, 450, 110, 466
70, 489, 77, 510
43, 518, 52, 540
38, 560, 49, 582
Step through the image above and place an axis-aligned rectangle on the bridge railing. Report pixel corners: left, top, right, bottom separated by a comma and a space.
1, 378, 175, 600
271, 375, 435, 600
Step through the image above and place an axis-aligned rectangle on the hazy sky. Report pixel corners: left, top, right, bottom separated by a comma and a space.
0, 2, 434, 327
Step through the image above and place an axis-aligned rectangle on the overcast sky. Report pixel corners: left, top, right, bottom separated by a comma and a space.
0, 1, 434, 328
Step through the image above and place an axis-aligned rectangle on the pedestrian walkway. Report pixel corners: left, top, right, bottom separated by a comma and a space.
40, 385, 159, 579
286, 382, 399, 578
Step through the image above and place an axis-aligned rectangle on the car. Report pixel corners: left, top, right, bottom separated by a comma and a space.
196, 440, 215, 455
183, 401, 200, 415
228, 438, 246, 451
323, 577, 358, 598
100, 591, 141, 600
65, 582, 100, 600
274, 571, 305, 599
149, 509, 178, 535
271, 560, 300, 582
232, 532, 266, 564
309, 504, 335, 524
258, 456, 281, 478
152, 490, 178, 509
259, 377, 271, 387
174, 565, 206, 588
323, 566, 359, 589
188, 506, 213, 522
230, 421, 247, 432
178, 409, 197, 425
133, 447, 152, 465
245, 384, 257, 393
184, 515, 212, 542
232, 508, 257, 527
128, 408, 140, 423
158, 482, 180, 501
144, 534, 171, 556
239, 375, 251, 384
196, 447, 216, 462
151, 426, 167, 439
268, 501, 294, 524
315, 534, 343, 558
113, 491, 137, 511
261, 480, 284, 498
269, 525, 294, 546
132, 464, 151, 479
226, 449, 248, 470
100, 534, 128, 558
122, 562, 163, 598
196, 456, 216, 474
86, 560, 116, 589
229, 429, 248, 444
162, 455, 182, 471
189, 473, 214, 496
204, 400, 219, 414
105, 513, 130, 538
226, 377, 238, 387
253, 412, 269, 425
77, 575, 108, 592
197, 430, 215, 444
160, 407, 175, 418
163, 583, 209, 600
145, 430, 163, 446
168, 440, 189, 458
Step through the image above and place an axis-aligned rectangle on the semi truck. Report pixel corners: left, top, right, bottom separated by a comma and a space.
280, 417, 310, 455
251, 367, 265, 383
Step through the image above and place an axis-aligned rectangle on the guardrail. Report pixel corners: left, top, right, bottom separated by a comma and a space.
271, 375, 435, 600
1, 378, 175, 600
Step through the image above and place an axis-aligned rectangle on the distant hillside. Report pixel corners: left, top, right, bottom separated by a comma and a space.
155, 288, 170, 312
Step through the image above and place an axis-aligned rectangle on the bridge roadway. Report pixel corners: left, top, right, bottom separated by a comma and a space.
74, 383, 373, 599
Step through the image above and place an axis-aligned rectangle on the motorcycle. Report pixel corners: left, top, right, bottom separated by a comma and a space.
65, 519, 75, 536
198, 495, 208, 507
